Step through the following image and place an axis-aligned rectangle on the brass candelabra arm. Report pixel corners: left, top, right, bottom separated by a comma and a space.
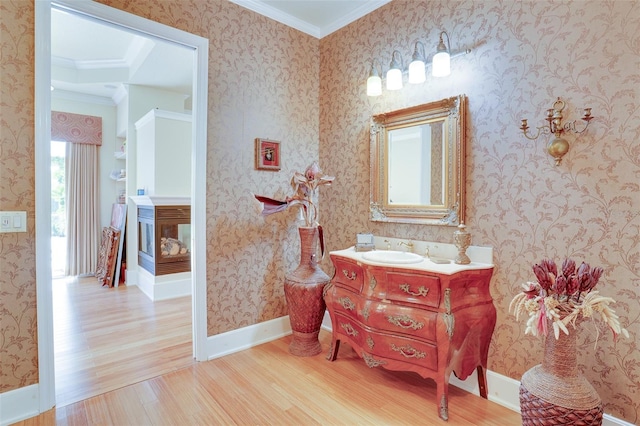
519, 121, 552, 140
561, 110, 593, 134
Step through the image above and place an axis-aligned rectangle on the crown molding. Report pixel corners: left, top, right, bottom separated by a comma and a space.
52, 88, 116, 106
228, 0, 390, 39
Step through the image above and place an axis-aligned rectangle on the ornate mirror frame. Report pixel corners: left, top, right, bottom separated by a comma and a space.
369, 94, 466, 226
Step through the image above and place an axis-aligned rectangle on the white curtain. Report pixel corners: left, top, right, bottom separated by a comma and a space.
65, 143, 101, 276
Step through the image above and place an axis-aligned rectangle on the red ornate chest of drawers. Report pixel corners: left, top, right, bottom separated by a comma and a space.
324, 248, 496, 421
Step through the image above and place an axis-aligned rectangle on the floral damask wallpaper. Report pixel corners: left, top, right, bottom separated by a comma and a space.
0, 0, 38, 392
1, 0, 638, 423
89, 0, 321, 329
319, 1, 639, 422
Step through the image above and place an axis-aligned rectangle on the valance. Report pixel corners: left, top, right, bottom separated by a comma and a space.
51, 111, 102, 145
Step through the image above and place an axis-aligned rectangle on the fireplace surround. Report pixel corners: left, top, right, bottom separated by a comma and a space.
137, 203, 191, 276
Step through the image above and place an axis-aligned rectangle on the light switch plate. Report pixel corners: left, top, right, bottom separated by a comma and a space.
0, 211, 27, 233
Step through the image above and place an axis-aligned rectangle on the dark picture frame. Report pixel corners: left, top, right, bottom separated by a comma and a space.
255, 138, 281, 171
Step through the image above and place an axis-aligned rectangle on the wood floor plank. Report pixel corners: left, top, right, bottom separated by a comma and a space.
52, 276, 193, 407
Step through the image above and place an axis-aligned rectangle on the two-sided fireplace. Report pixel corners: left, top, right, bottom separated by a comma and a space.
137, 204, 191, 276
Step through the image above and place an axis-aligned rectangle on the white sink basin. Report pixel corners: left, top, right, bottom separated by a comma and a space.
362, 250, 424, 264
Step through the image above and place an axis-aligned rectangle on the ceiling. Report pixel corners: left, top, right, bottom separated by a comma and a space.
51, 1, 389, 103
231, 0, 390, 38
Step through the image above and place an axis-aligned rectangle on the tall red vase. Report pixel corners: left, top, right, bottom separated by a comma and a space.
520, 325, 603, 425
283, 226, 330, 356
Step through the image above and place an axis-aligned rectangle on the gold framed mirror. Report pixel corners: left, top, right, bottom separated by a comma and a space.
370, 94, 466, 226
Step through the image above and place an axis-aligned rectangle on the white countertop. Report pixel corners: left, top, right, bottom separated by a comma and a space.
330, 246, 493, 275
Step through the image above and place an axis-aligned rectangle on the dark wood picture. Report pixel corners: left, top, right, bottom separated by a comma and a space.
96, 226, 121, 287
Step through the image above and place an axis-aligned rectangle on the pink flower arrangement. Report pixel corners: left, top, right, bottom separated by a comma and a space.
254, 161, 334, 228
510, 258, 628, 343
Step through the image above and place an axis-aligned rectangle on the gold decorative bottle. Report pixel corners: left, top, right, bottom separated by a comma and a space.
454, 223, 471, 265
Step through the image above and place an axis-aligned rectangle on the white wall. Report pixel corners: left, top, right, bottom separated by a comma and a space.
134, 109, 191, 197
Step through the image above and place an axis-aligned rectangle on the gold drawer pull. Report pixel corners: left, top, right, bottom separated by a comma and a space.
338, 296, 356, 311
340, 322, 359, 337
387, 314, 424, 330
367, 336, 375, 349
391, 343, 426, 359
342, 269, 357, 280
399, 283, 429, 297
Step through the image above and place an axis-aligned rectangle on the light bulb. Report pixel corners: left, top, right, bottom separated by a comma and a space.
408, 59, 426, 84
386, 68, 403, 90
432, 51, 450, 77
367, 75, 382, 96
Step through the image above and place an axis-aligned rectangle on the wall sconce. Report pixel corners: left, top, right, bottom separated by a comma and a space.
386, 50, 404, 90
408, 41, 427, 84
366, 30, 471, 97
432, 31, 451, 77
366, 60, 382, 96
519, 97, 593, 165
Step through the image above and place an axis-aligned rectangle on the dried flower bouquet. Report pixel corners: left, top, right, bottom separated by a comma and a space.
510, 258, 629, 343
254, 161, 334, 228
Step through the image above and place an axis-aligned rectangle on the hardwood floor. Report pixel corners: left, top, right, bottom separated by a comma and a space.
20, 298, 521, 425
52, 276, 193, 407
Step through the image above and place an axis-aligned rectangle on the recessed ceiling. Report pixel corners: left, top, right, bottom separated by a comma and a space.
51, 7, 193, 103
51, 1, 387, 102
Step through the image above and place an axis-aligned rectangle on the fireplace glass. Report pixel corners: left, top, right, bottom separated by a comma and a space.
137, 205, 191, 275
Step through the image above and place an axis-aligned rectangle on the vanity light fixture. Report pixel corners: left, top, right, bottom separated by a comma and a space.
408, 41, 427, 84
432, 31, 451, 77
386, 50, 404, 90
367, 30, 471, 97
366, 60, 382, 97
519, 97, 594, 166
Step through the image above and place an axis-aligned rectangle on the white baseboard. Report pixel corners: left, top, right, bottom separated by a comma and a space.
207, 316, 292, 359
0, 384, 39, 426
137, 269, 191, 301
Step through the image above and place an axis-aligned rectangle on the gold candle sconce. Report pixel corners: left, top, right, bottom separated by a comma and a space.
519, 97, 593, 165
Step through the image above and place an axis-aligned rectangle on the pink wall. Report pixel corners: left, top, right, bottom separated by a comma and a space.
319, 1, 639, 422
1, 0, 638, 423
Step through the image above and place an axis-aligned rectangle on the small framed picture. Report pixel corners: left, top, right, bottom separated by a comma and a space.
255, 138, 281, 171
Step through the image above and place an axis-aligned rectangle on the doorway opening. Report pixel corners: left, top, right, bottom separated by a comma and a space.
50, 10, 194, 405
36, 0, 209, 412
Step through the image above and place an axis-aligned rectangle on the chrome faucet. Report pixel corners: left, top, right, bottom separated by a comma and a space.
397, 240, 414, 252
383, 239, 391, 250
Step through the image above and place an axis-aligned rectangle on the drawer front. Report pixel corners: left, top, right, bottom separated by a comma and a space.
385, 272, 440, 308
367, 302, 437, 342
368, 332, 438, 371
331, 257, 364, 293
326, 286, 362, 321
333, 312, 366, 347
